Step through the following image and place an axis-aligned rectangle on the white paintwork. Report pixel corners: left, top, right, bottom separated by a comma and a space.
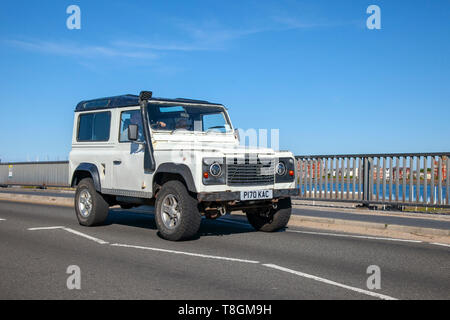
69, 103, 296, 199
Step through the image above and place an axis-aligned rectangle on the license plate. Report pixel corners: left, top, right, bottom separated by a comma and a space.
240, 190, 273, 201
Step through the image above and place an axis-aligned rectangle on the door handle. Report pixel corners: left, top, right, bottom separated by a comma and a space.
113, 160, 122, 165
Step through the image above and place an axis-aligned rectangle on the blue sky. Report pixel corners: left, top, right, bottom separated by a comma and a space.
0, 0, 449, 162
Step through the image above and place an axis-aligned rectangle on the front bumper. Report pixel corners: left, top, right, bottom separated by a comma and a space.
197, 188, 299, 202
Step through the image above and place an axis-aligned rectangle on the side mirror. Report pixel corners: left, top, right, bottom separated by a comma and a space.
128, 124, 139, 141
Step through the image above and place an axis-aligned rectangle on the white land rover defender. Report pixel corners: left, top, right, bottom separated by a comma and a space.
69, 91, 298, 241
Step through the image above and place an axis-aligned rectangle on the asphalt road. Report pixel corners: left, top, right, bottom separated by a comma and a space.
2, 188, 449, 230
0, 201, 449, 300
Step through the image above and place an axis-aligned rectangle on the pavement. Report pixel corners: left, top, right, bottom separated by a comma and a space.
0, 187, 74, 198
291, 207, 450, 230
0, 200, 449, 300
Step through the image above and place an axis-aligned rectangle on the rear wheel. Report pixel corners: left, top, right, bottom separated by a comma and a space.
155, 180, 201, 241
75, 178, 109, 226
245, 197, 291, 232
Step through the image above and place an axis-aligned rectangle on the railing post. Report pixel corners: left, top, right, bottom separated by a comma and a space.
416, 156, 421, 203
389, 157, 393, 202
447, 156, 450, 205
324, 158, 328, 199
409, 157, 414, 203
362, 157, 370, 205
431, 157, 435, 205
423, 156, 428, 204
438, 157, 443, 205
382, 156, 387, 202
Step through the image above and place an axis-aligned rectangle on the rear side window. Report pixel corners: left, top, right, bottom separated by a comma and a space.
77, 112, 111, 141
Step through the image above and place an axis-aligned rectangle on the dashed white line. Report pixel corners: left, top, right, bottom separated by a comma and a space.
110, 243, 260, 264
286, 229, 423, 243
28, 226, 108, 244
26, 224, 406, 299
28, 226, 65, 231
25, 223, 446, 299
262, 263, 397, 300
62, 228, 109, 245
0, 218, 5, 221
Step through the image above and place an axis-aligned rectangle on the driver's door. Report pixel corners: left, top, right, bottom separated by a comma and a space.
112, 108, 150, 194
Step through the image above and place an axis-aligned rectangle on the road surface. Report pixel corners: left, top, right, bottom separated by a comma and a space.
0, 201, 448, 300
2, 188, 448, 230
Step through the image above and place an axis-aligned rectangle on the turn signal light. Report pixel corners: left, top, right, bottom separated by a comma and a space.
203, 172, 209, 179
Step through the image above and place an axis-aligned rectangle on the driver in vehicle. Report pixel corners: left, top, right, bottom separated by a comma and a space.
150, 120, 167, 130
175, 118, 191, 130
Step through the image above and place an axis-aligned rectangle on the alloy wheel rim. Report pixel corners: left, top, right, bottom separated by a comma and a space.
161, 194, 181, 229
78, 189, 93, 217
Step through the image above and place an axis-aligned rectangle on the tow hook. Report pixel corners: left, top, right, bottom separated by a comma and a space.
204, 205, 227, 219
218, 206, 226, 216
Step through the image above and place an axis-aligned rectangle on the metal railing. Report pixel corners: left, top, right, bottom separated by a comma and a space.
296, 153, 450, 208
0, 161, 69, 187
1, 152, 450, 208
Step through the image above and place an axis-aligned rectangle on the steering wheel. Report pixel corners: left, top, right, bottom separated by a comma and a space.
206, 126, 225, 133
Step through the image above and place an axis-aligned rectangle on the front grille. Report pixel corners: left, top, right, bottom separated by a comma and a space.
226, 158, 275, 186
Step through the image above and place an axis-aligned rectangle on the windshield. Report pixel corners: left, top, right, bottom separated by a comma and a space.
147, 103, 232, 133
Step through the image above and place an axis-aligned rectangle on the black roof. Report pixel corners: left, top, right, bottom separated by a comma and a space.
75, 94, 221, 112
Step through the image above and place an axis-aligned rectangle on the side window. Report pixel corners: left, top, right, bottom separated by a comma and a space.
77, 112, 111, 142
202, 113, 230, 133
119, 110, 144, 142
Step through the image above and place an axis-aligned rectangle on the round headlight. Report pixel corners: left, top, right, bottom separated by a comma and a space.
209, 162, 222, 177
276, 162, 286, 176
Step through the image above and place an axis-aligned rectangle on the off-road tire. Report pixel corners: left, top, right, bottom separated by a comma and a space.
155, 180, 201, 241
75, 178, 109, 226
245, 197, 291, 232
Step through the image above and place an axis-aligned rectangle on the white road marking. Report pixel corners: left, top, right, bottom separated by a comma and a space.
431, 242, 450, 248
24, 222, 445, 298
110, 243, 260, 264
28, 226, 108, 244
263, 263, 397, 300
286, 229, 423, 243
0, 218, 5, 221
28, 226, 65, 231
62, 228, 109, 245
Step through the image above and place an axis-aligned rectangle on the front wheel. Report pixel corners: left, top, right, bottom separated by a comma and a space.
155, 180, 202, 241
245, 197, 291, 232
75, 178, 109, 226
